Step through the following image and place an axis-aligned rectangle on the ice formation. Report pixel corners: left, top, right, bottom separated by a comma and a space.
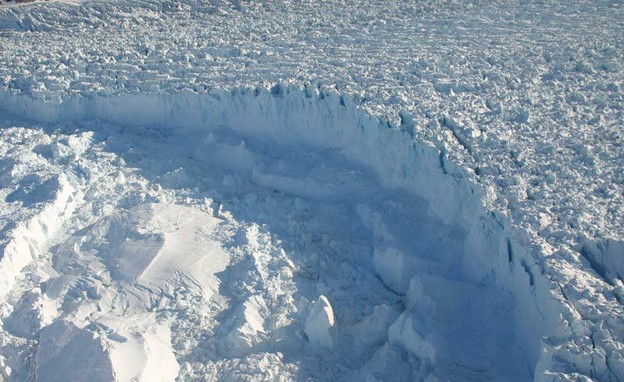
0, 0, 622, 381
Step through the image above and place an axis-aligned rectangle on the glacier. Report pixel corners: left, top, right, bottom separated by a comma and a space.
0, 0, 622, 381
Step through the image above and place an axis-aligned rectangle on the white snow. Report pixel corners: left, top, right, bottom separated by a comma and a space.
36, 318, 179, 382
0, 0, 622, 381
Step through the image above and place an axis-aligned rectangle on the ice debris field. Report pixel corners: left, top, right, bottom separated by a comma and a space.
0, 0, 623, 381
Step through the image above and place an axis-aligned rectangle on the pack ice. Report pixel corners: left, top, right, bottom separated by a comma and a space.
0, 0, 623, 381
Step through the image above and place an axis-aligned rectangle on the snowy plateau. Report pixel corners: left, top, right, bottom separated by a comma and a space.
0, 0, 622, 381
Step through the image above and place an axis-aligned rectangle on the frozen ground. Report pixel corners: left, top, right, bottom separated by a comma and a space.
0, 0, 623, 381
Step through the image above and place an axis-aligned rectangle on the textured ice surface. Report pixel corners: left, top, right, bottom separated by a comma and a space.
0, 0, 623, 381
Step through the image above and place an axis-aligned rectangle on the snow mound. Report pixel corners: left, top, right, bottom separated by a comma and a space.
36, 319, 178, 382
36, 320, 114, 382
93, 204, 228, 303
30, 204, 226, 381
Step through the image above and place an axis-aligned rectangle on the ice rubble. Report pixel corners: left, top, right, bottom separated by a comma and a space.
0, 174, 77, 300
0, 87, 572, 380
0, 0, 623, 379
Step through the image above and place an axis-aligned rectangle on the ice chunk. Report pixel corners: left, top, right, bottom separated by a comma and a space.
406, 276, 434, 313
353, 304, 398, 349
305, 295, 335, 350
226, 295, 266, 355
354, 344, 412, 382
373, 246, 419, 294
388, 313, 435, 367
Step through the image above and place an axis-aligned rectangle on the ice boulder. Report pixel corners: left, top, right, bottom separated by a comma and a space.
305, 295, 335, 350
388, 312, 435, 368
226, 295, 267, 355
373, 246, 420, 294
352, 304, 398, 349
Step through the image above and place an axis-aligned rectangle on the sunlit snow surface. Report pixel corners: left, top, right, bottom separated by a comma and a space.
0, 1, 623, 381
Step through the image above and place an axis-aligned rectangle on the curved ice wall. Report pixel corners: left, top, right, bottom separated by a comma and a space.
0, 85, 563, 377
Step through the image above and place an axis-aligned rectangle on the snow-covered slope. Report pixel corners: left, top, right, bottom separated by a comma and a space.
0, 0, 622, 381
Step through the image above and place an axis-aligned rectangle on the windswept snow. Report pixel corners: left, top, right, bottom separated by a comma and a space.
0, 0, 623, 381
